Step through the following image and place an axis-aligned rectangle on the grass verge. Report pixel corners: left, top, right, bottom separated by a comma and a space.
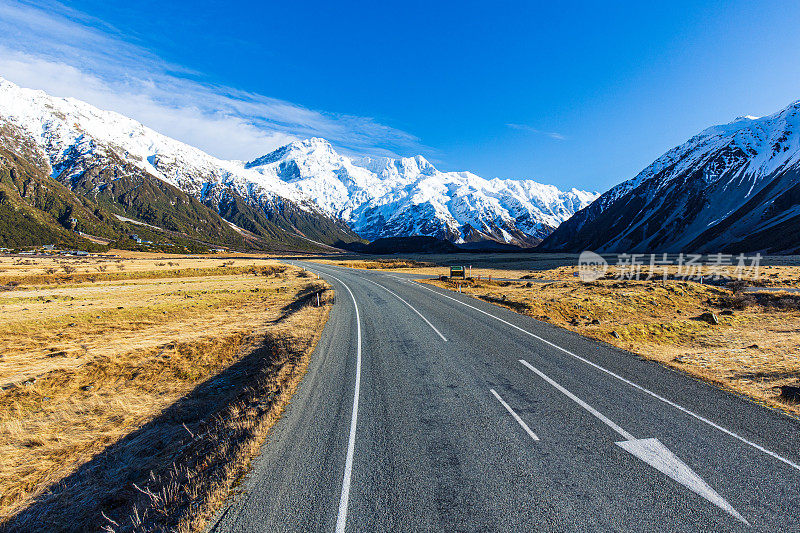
0, 256, 332, 532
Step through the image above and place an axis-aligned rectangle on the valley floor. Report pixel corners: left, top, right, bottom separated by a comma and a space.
0, 252, 331, 532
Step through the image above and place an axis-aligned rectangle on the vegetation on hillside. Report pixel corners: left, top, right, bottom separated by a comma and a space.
0, 123, 358, 254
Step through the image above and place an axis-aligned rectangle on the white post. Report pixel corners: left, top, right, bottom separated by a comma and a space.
317, 293, 320, 307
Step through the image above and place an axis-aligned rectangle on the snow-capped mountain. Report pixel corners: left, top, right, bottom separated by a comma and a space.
540, 101, 800, 254
245, 138, 597, 246
0, 77, 359, 249
0, 77, 595, 248
0, 79, 320, 204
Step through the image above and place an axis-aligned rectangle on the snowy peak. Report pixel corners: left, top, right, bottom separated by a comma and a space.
598, 99, 800, 208
243, 137, 597, 246
0, 76, 318, 207
0, 76, 362, 250
245, 137, 338, 168
351, 154, 438, 178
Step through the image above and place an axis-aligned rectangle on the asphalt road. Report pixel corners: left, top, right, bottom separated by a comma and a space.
210, 261, 800, 532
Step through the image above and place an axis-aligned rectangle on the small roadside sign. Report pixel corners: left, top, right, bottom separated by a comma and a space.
450, 266, 466, 278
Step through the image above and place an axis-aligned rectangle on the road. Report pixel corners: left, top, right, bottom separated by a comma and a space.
210, 261, 800, 532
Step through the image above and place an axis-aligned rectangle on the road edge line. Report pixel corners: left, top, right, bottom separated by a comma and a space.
323, 272, 362, 533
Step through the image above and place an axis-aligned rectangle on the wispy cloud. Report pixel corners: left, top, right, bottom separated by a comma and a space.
0, 0, 426, 160
506, 123, 566, 141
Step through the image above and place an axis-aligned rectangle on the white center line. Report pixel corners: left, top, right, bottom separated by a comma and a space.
363, 277, 447, 341
517, 362, 633, 440
490, 389, 540, 441
322, 272, 362, 533
414, 281, 800, 473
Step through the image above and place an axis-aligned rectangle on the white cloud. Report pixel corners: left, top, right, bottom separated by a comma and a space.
506, 123, 566, 141
0, 0, 425, 160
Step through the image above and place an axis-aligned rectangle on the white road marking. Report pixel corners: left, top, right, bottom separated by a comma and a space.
519, 360, 633, 441
363, 278, 448, 341
617, 438, 749, 525
520, 359, 748, 525
414, 281, 800, 474
490, 389, 539, 441
322, 272, 362, 533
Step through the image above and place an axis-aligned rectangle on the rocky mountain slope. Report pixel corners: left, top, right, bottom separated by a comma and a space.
0, 77, 359, 252
540, 102, 800, 254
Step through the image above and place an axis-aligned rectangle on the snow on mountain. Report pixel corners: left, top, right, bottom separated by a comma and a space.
0, 77, 596, 246
540, 100, 800, 253
245, 138, 598, 246
0, 77, 310, 208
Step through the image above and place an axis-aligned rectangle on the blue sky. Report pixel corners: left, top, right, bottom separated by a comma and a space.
1, 0, 800, 192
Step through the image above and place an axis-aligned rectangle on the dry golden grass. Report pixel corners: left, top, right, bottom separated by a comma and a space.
517, 262, 800, 286
424, 271, 800, 418
749, 264, 800, 287
0, 252, 296, 282
0, 255, 332, 532
310, 258, 437, 270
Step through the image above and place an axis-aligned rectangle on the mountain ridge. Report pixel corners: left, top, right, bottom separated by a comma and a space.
0, 77, 359, 251
540, 99, 800, 254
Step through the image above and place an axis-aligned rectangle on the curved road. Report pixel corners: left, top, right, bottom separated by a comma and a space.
210, 261, 800, 532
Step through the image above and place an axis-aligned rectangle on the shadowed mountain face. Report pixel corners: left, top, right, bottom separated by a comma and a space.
0, 120, 129, 250
540, 103, 800, 254
0, 77, 359, 252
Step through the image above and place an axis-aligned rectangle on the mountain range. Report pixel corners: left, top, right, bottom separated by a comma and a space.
3, 74, 798, 255
541, 101, 800, 254
0, 77, 595, 252
246, 138, 597, 247
0, 77, 361, 252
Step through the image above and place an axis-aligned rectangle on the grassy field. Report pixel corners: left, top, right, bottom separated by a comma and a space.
0, 253, 331, 532
423, 270, 800, 419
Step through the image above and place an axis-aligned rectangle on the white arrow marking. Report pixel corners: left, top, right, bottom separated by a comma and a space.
519, 359, 748, 526
616, 438, 749, 525
412, 281, 799, 473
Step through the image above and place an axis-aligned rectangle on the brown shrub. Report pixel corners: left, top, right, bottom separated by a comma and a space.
718, 293, 757, 310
